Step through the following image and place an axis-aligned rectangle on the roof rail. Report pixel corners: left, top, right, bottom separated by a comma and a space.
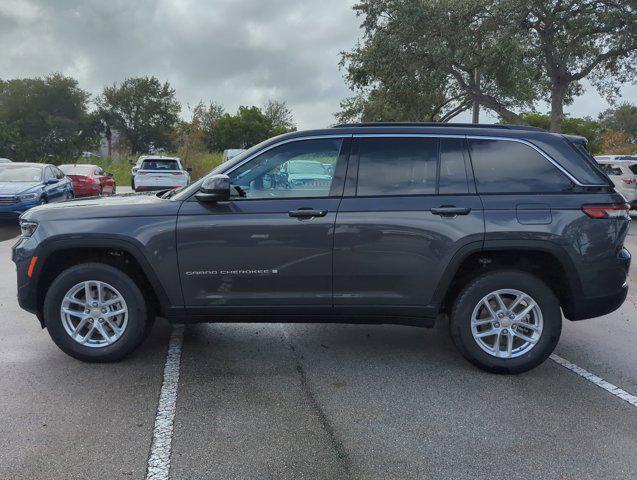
332, 122, 545, 132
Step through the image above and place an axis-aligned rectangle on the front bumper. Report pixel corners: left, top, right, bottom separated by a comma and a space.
0, 199, 39, 218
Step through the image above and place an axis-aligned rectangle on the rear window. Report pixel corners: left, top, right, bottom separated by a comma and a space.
60, 165, 94, 175
469, 139, 573, 193
141, 160, 179, 171
356, 138, 438, 196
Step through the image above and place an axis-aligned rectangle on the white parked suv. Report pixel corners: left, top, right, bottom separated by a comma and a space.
131, 155, 191, 192
595, 155, 637, 209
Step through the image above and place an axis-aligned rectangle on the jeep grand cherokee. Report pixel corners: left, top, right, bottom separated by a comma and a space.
12, 123, 631, 373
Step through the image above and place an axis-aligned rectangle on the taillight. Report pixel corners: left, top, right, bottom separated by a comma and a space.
622, 177, 637, 185
582, 204, 630, 219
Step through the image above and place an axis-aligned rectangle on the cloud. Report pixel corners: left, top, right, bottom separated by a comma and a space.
0, 0, 634, 129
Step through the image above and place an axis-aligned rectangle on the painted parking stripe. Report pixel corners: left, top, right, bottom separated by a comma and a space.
146, 325, 185, 480
550, 354, 637, 408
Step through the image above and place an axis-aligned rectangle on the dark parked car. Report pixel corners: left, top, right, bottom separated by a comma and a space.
59, 164, 116, 197
12, 123, 631, 373
0, 163, 73, 219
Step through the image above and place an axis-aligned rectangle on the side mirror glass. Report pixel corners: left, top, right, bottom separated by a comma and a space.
46, 178, 60, 185
196, 174, 231, 203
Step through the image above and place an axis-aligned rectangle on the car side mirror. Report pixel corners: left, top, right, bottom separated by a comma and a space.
46, 178, 59, 185
186, 167, 193, 173
129, 160, 135, 166
195, 174, 231, 202
106, 172, 114, 178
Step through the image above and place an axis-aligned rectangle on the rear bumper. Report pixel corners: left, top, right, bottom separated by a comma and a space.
565, 247, 631, 321
565, 282, 629, 321
73, 185, 100, 197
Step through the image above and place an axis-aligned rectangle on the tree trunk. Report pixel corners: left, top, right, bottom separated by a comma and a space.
472, 68, 480, 124
550, 83, 567, 132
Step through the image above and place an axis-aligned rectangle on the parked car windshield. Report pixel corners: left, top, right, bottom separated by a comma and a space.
141, 160, 179, 171
59, 165, 94, 175
0, 165, 43, 182
287, 160, 328, 175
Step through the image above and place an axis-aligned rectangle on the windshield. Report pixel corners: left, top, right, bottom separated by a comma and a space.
0, 165, 43, 182
288, 161, 327, 175
60, 165, 94, 175
141, 160, 179, 171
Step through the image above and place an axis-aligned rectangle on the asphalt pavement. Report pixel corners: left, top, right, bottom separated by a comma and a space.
0, 216, 635, 480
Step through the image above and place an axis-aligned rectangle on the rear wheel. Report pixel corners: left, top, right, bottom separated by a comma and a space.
449, 270, 561, 374
43, 263, 149, 362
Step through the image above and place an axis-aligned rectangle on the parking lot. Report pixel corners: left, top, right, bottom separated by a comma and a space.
0, 211, 635, 480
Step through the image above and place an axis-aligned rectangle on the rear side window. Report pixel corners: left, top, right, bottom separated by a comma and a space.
356, 138, 438, 196
439, 138, 470, 194
469, 139, 572, 193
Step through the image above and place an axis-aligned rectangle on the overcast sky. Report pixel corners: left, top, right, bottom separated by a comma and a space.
1, 0, 635, 129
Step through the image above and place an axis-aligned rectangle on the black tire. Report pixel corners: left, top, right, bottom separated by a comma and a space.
449, 270, 562, 374
40, 196, 48, 205
130, 176, 135, 190
43, 263, 148, 363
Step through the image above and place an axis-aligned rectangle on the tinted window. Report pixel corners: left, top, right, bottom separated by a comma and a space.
439, 138, 470, 194
54, 167, 65, 179
229, 138, 342, 199
469, 139, 572, 193
141, 160, 179, 170
357, 138, 438, 196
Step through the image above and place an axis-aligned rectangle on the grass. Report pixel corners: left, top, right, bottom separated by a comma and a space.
87, 151, 223, 188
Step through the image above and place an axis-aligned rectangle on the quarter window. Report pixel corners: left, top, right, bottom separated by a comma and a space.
228, 138, 342, 199
356, 138, 438, 196
469, 139, 572, 193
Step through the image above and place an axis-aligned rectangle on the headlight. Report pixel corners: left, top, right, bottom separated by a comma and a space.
19, 220, 39, 238
17, 193, 38, 202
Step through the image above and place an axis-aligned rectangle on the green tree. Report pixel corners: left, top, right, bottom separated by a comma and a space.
200, 101, 225, 151
339, 0, 540, 124
599, 103, 637, 142
518, 112, 603, 153
0, 74, 96, 161
513, 0, 637, 132
263, 99, 296, 134
96, 76, 180, 154
214, 106, 273, 151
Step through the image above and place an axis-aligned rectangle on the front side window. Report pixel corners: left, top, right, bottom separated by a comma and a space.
356, 138, 438, 196
469, 139, 573, 193
228, 138, 342, 199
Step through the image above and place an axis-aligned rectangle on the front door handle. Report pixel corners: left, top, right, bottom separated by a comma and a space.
288, 208, 328, 218
430, 206, 472, 216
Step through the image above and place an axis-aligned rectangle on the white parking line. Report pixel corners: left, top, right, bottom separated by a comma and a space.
146, 324, 185, 480
550, 354, 637, 408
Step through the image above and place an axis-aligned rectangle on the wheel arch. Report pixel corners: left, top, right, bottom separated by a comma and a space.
435, 240, 582, 318
32, 236, 171, 322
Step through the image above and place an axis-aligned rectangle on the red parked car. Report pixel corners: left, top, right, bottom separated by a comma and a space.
59, 164, 116, 197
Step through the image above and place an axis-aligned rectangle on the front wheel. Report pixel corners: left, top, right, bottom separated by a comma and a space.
43, 263, 149, 362
449, 270, 561, 374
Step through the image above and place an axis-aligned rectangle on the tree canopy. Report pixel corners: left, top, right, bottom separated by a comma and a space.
0, 74, 95, 161
339, 0, 637, 132
96, 76, 181, 154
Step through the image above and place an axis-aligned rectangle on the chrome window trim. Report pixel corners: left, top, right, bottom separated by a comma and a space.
353, 133, 607, 187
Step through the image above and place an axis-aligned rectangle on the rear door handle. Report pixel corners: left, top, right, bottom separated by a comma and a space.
288, 208, 328, 218
430, 206, 472, 216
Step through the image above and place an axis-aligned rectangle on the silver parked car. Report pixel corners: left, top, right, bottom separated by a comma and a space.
595, 155, 637, 209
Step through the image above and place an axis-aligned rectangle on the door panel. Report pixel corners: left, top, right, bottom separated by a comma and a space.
334, 195, 484, 306
178, 198, 339, 307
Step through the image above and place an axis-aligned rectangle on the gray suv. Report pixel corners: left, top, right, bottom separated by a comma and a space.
12, 123, 631, 373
